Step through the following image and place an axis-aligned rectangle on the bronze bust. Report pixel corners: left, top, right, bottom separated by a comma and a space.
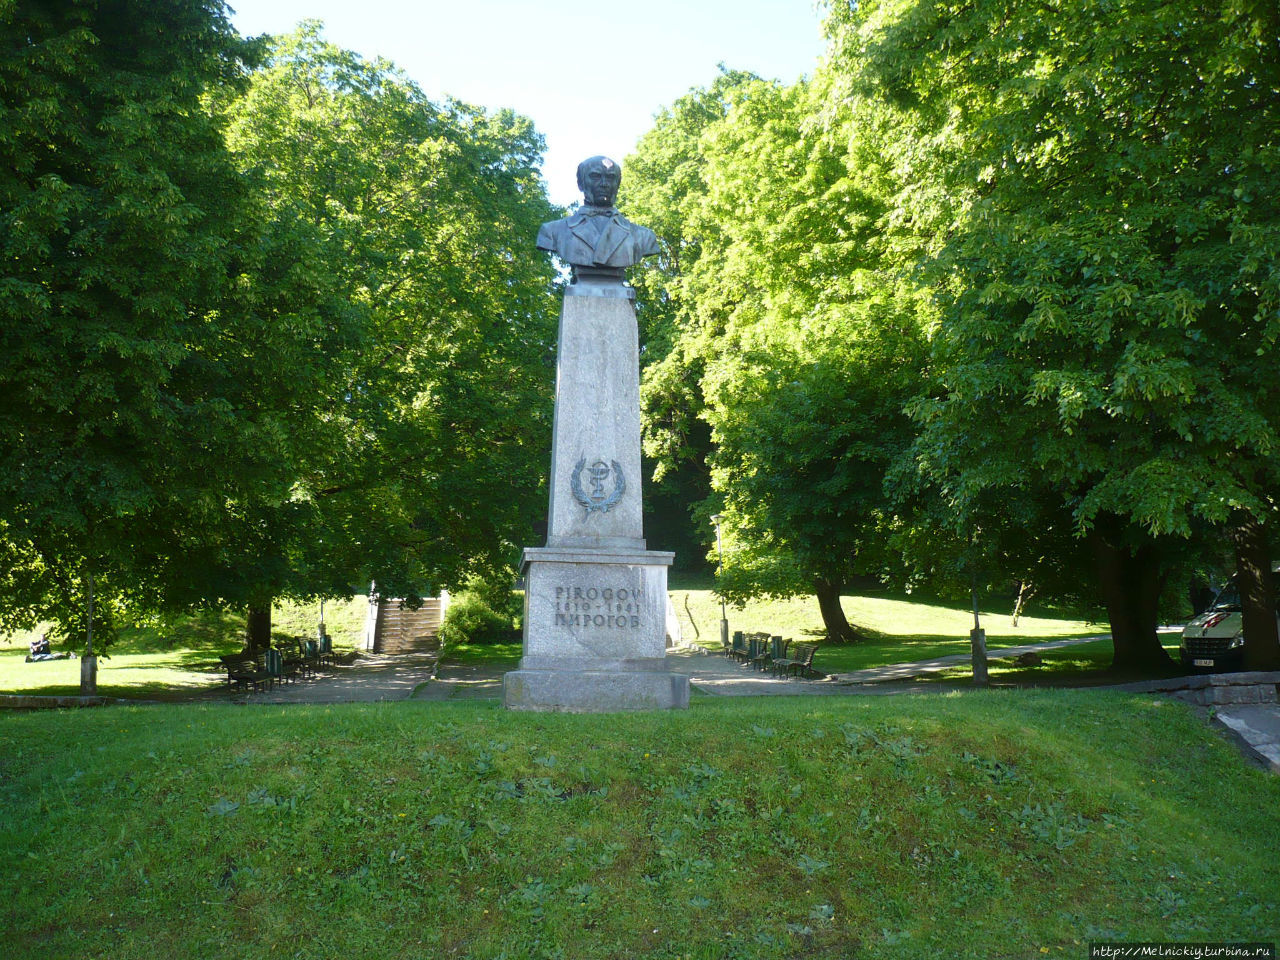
537, 156, 659, 281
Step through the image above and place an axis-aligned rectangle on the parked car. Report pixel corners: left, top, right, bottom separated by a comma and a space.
1180, 565, 1280, 672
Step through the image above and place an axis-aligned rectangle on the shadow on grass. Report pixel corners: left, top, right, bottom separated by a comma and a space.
0, 678, 224, 700
813, 631, 1111, 675
900, 639, 1186, 688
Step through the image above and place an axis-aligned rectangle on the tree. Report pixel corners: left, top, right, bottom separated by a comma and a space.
825, 0, 1280, 670
0, 0, 263, 660
214, 25, 560, 645
629, 73, 933, 642
622, 69, 764, 567
0, 11, 561, 661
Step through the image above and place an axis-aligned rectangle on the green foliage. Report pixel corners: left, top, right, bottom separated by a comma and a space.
825, 0, 1280, 533
210, 24, 560, 610
2, 695, 1277, 957
439, 588, 520, 646
0, 0, 261, 649
0, 13, 560, 652
819, 0, 1280, 666
625, 71, 932, 638
621, 70, 767, 564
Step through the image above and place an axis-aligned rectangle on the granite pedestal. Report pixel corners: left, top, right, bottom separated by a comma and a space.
504, 279, 690, 712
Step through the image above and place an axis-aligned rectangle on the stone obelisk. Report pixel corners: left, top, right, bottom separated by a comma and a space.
503, 156, 690, 712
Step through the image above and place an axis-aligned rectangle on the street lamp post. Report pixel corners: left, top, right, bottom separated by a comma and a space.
711, 514, 728, 652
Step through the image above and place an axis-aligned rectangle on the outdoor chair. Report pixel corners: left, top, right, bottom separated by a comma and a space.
265, 647, 298, 685
304, 638, 323, 673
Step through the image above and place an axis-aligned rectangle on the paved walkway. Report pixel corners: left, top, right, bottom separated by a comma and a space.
228, 651, 440, 705
1214, 705, 1280, 772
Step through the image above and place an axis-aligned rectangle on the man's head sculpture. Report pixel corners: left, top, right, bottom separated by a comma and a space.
577, 155, 622, 208
535, 155, 658, 278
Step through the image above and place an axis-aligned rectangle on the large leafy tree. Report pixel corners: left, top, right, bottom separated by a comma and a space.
0, 10, 560, 655
0, 0, 264, 652
628, 74, 932, 642
213, 25, 559, 645
825, 0, 1280, 669
622, 69, 763, 566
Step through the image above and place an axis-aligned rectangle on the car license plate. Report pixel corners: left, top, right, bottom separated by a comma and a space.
1194, 659, 1215, 668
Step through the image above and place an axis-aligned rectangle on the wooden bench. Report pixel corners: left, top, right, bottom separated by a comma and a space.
282, 639, 310, 679
303, 638, 324, 673
317, 633, 335, 668
222, 651, 273, 693
774, 642, 819, 678
733, 631, 768, 665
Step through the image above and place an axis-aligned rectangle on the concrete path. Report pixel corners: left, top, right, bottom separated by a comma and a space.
231, 651, 440, 705
217, 638, 1103, 704
1211, 705, 1280, 773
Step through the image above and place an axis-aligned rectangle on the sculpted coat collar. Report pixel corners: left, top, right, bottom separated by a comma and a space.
566, 207, 634, 268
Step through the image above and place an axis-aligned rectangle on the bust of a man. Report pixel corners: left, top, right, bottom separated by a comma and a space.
536, 155, 660, 280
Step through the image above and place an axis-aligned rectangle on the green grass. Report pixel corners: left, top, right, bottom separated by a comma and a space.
1, 693, 1275, 959
0, 598, 370, 698
0, 648, 224, 699
669, 587, 1107, 675
439, 641, 523, 670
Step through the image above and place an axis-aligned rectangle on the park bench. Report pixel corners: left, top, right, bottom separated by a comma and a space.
303, 638, 325, 673
282, 639, 310, 679
317, 632, 335, 668
223, 651, 273, 694
219, 651, 255, 686
773, 642, 819, 678
743, 632, 771, 669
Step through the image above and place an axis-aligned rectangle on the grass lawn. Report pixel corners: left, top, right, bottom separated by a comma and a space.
1, 692, 1276, 959
669, 585, 1109, 675
439, 641, 523, 670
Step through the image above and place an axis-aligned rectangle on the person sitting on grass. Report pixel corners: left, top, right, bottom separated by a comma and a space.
25, 633, 72, 662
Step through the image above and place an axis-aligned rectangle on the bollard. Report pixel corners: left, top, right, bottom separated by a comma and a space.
970, 628, 988, 686
80, 655, 98, 696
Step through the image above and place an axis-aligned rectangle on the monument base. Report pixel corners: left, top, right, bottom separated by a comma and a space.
503, 546, 690, 713
504, 664, 690, 713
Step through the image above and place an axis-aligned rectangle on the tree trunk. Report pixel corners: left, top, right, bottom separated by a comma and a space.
1011, 581, 1033, 627
1090, 518, 1172, 674
247, 606, 272, 652
815, 579, 860, 644
1231, 512, 1280, 671
80, 572, 97, 696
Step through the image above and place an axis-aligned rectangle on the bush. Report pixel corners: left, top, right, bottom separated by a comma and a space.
439, 589, 520, 646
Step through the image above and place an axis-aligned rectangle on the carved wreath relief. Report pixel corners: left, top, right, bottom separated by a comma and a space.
571, 457, 625, 517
